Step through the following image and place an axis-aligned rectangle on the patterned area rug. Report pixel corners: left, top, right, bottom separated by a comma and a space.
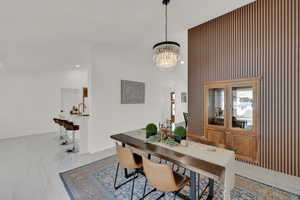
60, 156, 300, 200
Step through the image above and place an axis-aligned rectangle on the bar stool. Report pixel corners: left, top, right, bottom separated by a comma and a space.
53, 118, 64, 140
64, 121, 79, 153
59, 120, 70, 145
141, 157, 189, 200
114, 143, 143, 200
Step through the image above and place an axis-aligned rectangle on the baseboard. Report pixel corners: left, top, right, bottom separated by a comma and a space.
0, 131, 57, 141
90, 146, 116, 158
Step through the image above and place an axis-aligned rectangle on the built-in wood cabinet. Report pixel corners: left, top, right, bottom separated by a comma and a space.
204, 78, 260, 163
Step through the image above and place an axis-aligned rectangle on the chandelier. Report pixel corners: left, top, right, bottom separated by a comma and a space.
153, 0, 180, 71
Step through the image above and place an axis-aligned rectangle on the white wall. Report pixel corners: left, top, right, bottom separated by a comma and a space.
0, 69, 88, 139
88, 33, 188, 153
61, 88, 82, 113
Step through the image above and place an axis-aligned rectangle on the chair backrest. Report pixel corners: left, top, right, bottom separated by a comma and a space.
142, 157, 177, 192
183, 112, 188, 128
115, 144, 139, 169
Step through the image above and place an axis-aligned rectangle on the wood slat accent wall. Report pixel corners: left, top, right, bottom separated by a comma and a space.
188, 0, 300, 177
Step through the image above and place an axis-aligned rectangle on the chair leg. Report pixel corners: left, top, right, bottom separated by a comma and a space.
198, 179, 210, 200
113, 163, 120, 189
139, 188, 157, 200
198, 174, 200, 199
59, 126, 64, 140
114, 163, 138, 190
142, 177, 147, 197
130, 173, 136, 200
66, 131, 78, 153
61, 140, 68, 145
61, 129, 68, 145
172, 187, 184, 200
156, 193, 165, 200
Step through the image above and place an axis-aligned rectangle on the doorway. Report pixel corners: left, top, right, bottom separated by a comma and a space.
60, 88, 81, 114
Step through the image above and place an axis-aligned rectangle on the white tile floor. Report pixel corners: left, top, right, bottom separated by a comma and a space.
0, 132, 299, 200
0, 133, 111, 200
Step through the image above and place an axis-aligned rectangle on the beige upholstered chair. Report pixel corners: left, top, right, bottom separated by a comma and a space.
141, 157, 189, 200
114, 143, 143, 200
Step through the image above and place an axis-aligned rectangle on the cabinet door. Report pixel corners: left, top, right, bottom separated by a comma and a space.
207, 129, 225, 144
230, 134, 258, 162
227, 83, 259, 162
229, 86, 255, 131
205, 86, 226, 128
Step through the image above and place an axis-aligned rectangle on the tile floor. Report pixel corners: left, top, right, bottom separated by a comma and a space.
0, 133, 299, 200
0, 133, 109, 200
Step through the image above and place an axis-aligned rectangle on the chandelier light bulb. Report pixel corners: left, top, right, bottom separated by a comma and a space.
153, 0, 180, 71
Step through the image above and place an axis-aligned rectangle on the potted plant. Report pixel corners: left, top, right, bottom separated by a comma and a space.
173, 126, 187, 143
145, 123, 158, 139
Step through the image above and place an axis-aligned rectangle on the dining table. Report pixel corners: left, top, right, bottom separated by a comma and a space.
110, 129, 236, 200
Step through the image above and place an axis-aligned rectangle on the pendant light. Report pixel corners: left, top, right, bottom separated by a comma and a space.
153, 0, 180, 71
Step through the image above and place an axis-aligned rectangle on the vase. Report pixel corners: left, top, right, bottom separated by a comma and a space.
146, 132, 157, 139
172, 135, 187, 143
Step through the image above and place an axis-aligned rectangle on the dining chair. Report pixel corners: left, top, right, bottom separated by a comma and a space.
60, 120, 71, 145
53, 118, 64, 140
114, 143, 143, 200
141, 157, 189, 200
183, 112, 188, 128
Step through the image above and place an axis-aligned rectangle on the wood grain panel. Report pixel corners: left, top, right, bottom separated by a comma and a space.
188, 0, 300, 177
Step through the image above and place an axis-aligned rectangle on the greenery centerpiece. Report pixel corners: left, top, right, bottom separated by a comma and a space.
147, 133, 179, 147
145, 123, 158, 139
172, 126, 187, 143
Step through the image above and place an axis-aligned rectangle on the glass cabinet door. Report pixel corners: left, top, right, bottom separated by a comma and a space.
231, 86, 254, 130
208, 88, 225, 126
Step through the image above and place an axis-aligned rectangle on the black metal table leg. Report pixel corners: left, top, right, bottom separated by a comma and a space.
206, 178, 214, 200
190, 171, 197, 200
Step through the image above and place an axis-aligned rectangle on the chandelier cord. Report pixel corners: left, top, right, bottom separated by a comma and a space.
165, 2, 168, 42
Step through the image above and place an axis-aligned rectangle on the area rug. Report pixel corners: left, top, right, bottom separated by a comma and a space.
60, 156, 300, 200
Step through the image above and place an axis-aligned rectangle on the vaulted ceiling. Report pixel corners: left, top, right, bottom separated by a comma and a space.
0, 0, 255, 72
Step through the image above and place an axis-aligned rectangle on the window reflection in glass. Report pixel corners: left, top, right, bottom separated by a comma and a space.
208, 88, 225, 126
232, 87, 253, 129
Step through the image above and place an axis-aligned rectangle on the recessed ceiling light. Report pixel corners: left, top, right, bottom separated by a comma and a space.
75, 65, 81, 68
180, 60, 185, 65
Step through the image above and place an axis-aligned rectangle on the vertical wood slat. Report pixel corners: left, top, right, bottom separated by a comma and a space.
188, 0, 300, 177
296, 0, 299, 177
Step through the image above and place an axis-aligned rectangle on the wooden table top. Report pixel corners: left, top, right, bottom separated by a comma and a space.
111, 133, 225, 177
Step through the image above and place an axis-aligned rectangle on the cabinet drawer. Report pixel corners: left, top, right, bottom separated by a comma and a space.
207, 130, 225, 144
